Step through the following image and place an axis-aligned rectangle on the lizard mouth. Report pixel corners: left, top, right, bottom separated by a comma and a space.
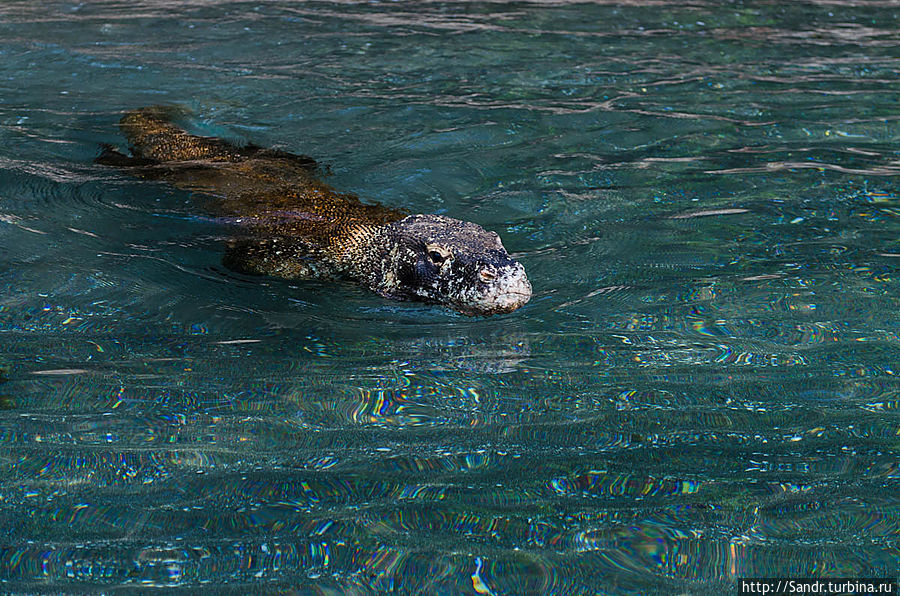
452, 267, 532, 316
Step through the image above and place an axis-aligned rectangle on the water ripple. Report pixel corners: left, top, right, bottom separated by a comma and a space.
2, 0, 900, 593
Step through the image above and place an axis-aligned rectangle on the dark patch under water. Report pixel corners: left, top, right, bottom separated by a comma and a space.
0, 1, 898, 593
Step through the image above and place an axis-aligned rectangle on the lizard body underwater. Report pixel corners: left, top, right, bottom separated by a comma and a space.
97, 107, 531, 315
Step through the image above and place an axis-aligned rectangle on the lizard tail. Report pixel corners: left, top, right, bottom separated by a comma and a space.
119, 106, 239, 162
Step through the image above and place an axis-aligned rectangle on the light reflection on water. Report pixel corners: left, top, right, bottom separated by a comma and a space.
1, 0, 900, 593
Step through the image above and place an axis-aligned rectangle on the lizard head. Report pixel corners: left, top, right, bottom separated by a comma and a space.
369, 214, 532, 316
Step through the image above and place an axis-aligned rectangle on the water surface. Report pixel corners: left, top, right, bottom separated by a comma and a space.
1, 1, 899, 593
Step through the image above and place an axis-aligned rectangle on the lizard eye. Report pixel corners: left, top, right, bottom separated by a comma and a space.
426, 244, 451, 266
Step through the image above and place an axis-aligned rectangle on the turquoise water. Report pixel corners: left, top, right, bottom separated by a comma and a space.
1, 1, 899, 593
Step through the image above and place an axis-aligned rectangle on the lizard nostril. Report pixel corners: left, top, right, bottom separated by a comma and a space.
479, 269, 497, 283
